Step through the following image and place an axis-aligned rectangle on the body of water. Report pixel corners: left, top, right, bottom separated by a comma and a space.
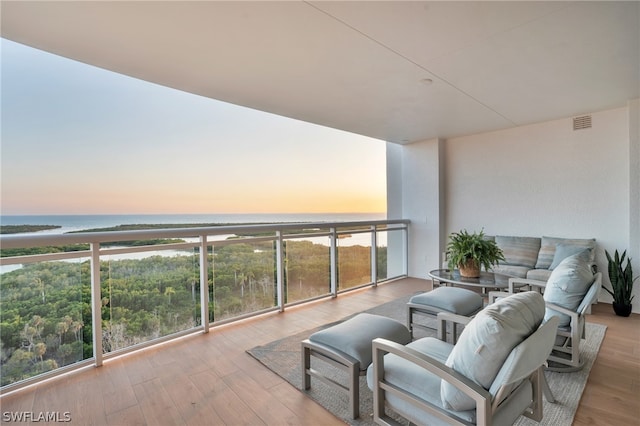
0, 213, 389, 274
1, 213, 386, 235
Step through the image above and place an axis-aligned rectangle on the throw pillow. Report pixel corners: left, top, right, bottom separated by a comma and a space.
441, 291, 545, 411
549, 244, 590, 270
495, 236, 541, 268
535, 236, 596, 269
543, 251, 594, 327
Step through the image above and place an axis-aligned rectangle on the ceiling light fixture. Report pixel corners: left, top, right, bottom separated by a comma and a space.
421, 78, 433, 85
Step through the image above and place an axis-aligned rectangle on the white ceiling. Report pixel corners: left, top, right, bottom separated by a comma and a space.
2, 1, 638, 144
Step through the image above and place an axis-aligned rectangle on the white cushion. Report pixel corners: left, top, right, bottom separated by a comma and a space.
543, 251, 594, 326
367, 337, 478, 425
409, 287, 483, 316
441, 291, 545, 411
309, 313, 411, 369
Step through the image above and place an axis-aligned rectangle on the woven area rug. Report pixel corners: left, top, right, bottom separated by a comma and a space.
247, 295, 606, 426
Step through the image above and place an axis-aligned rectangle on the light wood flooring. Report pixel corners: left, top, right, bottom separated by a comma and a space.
1, 277, 638, 425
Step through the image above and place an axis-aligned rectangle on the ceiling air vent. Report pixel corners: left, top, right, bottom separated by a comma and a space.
573, 115, 592, 130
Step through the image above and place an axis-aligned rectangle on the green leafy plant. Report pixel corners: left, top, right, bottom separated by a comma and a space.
604, 249, 638, 306
446, 229, 505, 276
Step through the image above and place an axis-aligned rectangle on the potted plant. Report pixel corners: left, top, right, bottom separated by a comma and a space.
604, 249, 638, 317
446, 229, 505, 278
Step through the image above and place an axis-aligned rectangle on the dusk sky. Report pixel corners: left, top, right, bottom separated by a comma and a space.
1, 39, 386, 215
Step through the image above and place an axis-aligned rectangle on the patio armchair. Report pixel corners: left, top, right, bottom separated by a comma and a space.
505, 271, 602, 372
367, 291, 559, 426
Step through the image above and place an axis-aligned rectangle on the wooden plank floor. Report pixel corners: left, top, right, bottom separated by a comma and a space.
573, 298, 640, 426
1, 277, 638, 425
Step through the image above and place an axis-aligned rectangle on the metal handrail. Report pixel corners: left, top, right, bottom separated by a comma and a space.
0, 219, 409, 249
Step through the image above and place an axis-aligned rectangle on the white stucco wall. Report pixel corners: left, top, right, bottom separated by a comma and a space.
389, 103, 639, 311
387, 138, 444, 278
629, 99, 640, 296
445, 108, 628, 244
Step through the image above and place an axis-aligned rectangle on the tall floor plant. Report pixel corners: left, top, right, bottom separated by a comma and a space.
604, 249, 638, 316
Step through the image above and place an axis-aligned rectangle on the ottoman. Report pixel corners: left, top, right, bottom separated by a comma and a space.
301, 313, 411, 419
407, 286, 483, 341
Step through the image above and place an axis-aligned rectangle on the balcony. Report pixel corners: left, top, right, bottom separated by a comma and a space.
0, 219, 408, 392
1, 221, 640, 425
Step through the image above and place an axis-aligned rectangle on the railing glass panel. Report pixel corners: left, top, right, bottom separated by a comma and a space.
0, 257, 89, 387
337, 229, 372, 291
383, 225, 407, 280
377, 227, 405, 280
101, 247, 200, 353
283, 236, 331, 304
376, 229, 389, 281
210, 241, 277, 322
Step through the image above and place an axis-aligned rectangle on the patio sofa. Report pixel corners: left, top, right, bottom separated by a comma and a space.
486, 235, 596, 281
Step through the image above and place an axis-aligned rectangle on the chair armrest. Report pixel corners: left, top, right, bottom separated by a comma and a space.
488, 291, 510, 304
435, 312, 472, 341
371, 338, 492, 424
545, 301, 579, 318
509, 277, 546, 293
436, 311, 472, 325
544, 302, 582, 341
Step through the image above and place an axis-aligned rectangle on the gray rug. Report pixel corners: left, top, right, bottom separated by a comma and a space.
247, 295, 606, 426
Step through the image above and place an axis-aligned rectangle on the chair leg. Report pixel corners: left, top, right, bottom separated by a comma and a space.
541, 369, 555, 403
407, 306, 414, 339
372, 347, 383, 424
302, 343, 311, 390
300, 339, 362, 419
349, 364, 360, 419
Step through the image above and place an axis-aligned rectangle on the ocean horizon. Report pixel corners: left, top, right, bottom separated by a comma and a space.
0, 213, 386, 235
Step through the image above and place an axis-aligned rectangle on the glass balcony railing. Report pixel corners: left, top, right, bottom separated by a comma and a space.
0, 219, 408, 392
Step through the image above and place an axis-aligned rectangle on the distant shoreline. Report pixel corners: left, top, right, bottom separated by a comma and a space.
1, 225, 62, 234
0, 213, 386, 236
1, 222, 286, 236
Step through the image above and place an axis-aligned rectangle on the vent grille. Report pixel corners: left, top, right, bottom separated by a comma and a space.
573, 115, 592, 130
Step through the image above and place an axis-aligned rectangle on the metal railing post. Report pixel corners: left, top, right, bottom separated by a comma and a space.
276, 230, 285, 312
371, 225, 378, 286
330, 227, 337, 297
200, 236, 210, 333
404, 225, 409, 276
90, 242, 103, 367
